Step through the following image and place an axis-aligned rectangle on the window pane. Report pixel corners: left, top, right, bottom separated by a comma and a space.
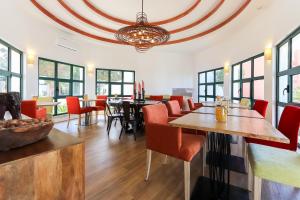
57, 63, 71, 79
111, 71, 122, 82
254, 80, 264, 99
242, 82, 251, 98
124, 71, 134, 83
111, 84, 121, 95
277, 106, 284, 125
279, 43, 289, 72
242, 61, 251, 79
39, 59, 55, 78
123, 84, 133, 95
0, 43, 8, 71
233, 82, 240, 98
199, 85, 205, 95
97, 70, 109, 82
254, 56, 264, 77
57, 99, 67, 114
292, 33, 300, 68
216, 69, 224, 82
11, 50, 21, 74
199, 97, 205, 102
58, 82, 70, 96
11, 76, 20, 92
293, 74, 300, 103
39, 80, 54, 97
216, 84, 224, 96
97, 83, 108, 95
206, 71, 214, 83
207, 85, 213, 96
199, 73, 205, 83
279, 75, 288, 103
233, 65, 240, 80
73, 82, 83, 96
73, 67, 83, 81
207, 98, 214, 102
0, 75, 7, 92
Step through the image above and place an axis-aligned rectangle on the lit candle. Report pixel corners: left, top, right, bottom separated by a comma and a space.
138, 82, 141, 93
142, 80, 144, 90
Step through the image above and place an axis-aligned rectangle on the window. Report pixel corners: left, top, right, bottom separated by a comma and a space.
198, 68, 224, 102
276, 27, 300, 132
0, 39, 22, 95
38, 58, 85, 115
96, 69, 135, 97
231, 53, 264, 105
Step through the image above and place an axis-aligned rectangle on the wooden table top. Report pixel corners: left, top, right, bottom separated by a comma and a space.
192, 107, 264, 119
169, 113, 289, 144
0, 128, 83, 165
37, 102, 60, 107
201, 101, 249, 109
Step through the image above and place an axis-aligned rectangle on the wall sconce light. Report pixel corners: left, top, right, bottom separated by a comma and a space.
224, 62, 230, 74
27, 53, 35, 65
264, 47, 272, 61
87, 64, 94, 75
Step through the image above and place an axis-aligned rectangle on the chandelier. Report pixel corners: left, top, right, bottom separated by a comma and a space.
115, 0, 170, 52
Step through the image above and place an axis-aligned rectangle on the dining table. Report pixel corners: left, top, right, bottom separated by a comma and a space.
37, 102, 61, 107
201, 101, 249, 109
169, 110, 289, 200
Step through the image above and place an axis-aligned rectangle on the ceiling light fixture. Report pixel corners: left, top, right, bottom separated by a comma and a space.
115, 0, 170, 52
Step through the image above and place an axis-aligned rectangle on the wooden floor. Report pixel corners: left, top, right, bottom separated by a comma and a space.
54, 116, 300, 200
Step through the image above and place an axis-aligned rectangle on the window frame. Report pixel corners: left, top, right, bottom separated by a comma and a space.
38, 57, 85, 115
95, 68, 135, 97
231, 53, 265, 105
198, 67, 224, 102
0, 38, 23, 96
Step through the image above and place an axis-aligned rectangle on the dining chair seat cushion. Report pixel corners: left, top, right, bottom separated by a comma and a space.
91, 106, 105, 111
248, 143, 300, 188
80, 107, 93, 114
180, 134, 205, 162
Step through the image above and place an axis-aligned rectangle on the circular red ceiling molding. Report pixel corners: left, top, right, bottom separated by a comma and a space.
58, 0, 223, 35
83, 0, 201, 26
31, 0, 251, 45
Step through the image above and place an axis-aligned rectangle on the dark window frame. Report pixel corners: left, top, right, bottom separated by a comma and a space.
95, 68, 135, 97
0, 38, 23, 97
231, 53, 265, 106
38, 57, 85, 115
198, 67, 224, 102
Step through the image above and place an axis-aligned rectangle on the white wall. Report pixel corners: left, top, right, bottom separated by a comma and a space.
0, 2, 194, 100
193, 0, 300, 123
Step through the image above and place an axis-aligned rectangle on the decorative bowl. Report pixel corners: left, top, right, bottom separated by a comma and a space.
0, 119, 54, 151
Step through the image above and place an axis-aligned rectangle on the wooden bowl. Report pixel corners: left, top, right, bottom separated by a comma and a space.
0, 119, 54, 151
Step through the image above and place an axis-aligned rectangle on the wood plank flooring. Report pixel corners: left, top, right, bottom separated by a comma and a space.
54, 117, 300, 200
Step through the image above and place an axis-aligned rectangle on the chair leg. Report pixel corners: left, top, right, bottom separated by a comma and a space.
163, 155, 168, 164
96, 111, 98, 122
253, 176, 262, 200
245, 143, 249, 173
133, 121, 137, 141
119, 122, 124, 140
145, 149, 152, 181
248, 162, 253, 192
107, 118, 112, 135
106, 117, 111, 131
78, 114, 81, 127
67, 114, 70, 128
184, 161, 190, 200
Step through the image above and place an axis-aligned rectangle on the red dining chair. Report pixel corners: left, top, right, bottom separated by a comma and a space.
142, 104, 206, 200
187, 98, 203, 111
21, 100, 47, 120
166, 100, 190, 117
170, 96, 184, 109
253, 100, 268, 118
90, 95, 107, 121
66, 96, 93, 128
149, 95, 163, 101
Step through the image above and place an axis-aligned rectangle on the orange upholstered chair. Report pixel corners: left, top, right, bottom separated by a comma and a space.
21, 100, 47, 120
253, 99, 268, 118
149, 95, 163, 101
170, 96, 184, 109
187, 98, 203, 111
142, 104, 205, 200
166, 100, 190, 117
66, 96, 93, 127
90, 95, 107, 121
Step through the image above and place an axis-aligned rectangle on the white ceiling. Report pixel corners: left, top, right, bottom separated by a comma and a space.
18, 0, 272, 53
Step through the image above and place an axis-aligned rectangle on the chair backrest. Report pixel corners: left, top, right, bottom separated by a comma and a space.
142, 104, 169, 125
21, 100, 37, 118
166, 100, 181, 116
66, 96, 81, 114
38, 97, 54, 115
170, 96, 184, 109
278, 105, 300, 151
149, 95, 163, 101
122, 101, 131, 122
240, 98, 251, 107
253, 100, 268, 118
96, 95, 107, 107
187, 98, 195, 110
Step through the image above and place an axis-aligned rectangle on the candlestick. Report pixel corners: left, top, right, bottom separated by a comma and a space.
142, 80, 144, 89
